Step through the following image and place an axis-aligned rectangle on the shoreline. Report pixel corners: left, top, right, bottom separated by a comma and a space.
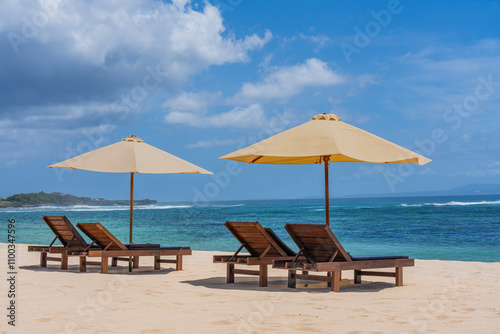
20, 242, 500, 264
1, 243, 499, 333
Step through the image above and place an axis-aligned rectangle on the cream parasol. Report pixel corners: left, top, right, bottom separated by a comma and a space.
220, 113, 431, 226
49, 135, 213, 242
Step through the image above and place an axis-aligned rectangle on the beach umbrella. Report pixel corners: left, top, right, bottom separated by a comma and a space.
220, 113, 431, 226
49, 135, 213, 243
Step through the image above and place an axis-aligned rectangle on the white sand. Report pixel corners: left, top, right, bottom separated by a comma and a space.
1, 243, 499, 333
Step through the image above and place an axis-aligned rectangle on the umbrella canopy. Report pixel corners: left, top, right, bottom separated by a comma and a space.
49, 135, 212, 242
220, 113, 431, 225
50, 135, 213, 174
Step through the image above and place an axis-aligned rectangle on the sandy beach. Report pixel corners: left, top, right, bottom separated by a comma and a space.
1, 243, 499, 334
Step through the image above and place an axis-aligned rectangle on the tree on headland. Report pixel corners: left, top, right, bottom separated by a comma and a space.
0, 191, 156, 207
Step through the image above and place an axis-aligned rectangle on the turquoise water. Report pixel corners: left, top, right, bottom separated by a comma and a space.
2, 195, 499, 262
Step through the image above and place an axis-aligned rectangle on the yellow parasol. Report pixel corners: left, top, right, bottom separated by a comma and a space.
49, 135, 213, 242
221, 113, 431, 226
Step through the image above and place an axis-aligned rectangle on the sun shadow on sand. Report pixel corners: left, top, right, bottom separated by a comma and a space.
182, 276, 397, 294
19, 264, 178, 276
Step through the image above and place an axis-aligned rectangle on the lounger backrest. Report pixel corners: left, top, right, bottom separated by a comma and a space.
43, 216, 88, 248
264, 228, 296, 256
285, 224, 352, 264
76, 222, 128, 250
225, 221, 294, 257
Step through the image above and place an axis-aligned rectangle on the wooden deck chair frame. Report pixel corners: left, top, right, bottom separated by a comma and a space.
75, 222, 191, 274
27, 216, 92, 270
272, 224, 415, 292
213, 221, 298, 287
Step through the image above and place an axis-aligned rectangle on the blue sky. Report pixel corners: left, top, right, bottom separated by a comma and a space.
1, 0, 500, 202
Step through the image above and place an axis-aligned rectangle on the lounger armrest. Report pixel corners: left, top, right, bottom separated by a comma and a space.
213, 255, 252, 264
157, 246, 190, 250
351, 255, 409, 261
125, 243, 161, 249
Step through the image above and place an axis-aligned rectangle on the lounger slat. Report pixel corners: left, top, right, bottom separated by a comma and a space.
229, 222, 259, 227
239, 236, 273, 243
297, 237, 334, 244
287, 224, 327, 231
301, 242, 337, 248
230, 227, 267, 234
49, 221, 70, 226
245, 242, 275, 248
57, 230, 78, 236
292, 230, 330, 238
302, 250, 344, 258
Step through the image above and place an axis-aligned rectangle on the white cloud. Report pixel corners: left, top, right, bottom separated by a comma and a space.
162, 91, 222, 113
4, 0, 270, 68
229, 58, 344, 104
185, 138, 240, 149
0, 0, 272, 163
0, 0, 271, 113
283, 33, 330, 49
165, 104, 267, 128
460, 169, 500, 177
398, 40, 500, 82
357, 74, 377, 88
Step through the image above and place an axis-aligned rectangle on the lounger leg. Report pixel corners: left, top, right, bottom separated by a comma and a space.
395, 267, 403, 286
327, 272, 332, 287
154, 256, 160, 270
331, 271, 340, 292
79, 257, 87, 272
259, 265, 268, 287
176, 255, 183, 271
111, 257, 118, 267
288, 270, 296, 288
227, 264, 235, 283
40, 252, 47, 267
133, 256, 139, 269
61, 253, 68, 270
354, 270, 361, 284
101, 257, 109, 274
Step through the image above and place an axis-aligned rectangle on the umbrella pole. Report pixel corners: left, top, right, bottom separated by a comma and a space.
129, 172, 134, 272
130, 172, 134, 243
323, 156, 330, 227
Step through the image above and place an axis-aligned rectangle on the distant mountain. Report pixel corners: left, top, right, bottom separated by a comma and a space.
442, 184, 500, 196
0, 191, 157, 208
340, 183, 500, 199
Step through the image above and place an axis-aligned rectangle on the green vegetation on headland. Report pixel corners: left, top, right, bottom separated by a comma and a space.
0, 192, 156, 208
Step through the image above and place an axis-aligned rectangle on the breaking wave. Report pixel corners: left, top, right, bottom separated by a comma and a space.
399, 200, 500, 207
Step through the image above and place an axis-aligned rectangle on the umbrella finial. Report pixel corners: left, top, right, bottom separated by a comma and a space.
123, 135, 144, 143
312, 113, 341, 121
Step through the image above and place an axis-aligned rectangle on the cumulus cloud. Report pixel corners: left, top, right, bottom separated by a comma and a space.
0, 0, 270, 112
165, 104, 267, 128
283, 33, 330, 50
185, 138, 240, 149
0, 0, 271, 161
162, 91, 222, 113
163, 58, 345, 128
398, 39, 500, 86
229, 58, 344, 104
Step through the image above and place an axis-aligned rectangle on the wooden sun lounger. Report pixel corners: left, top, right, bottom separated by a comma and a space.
27, 216, 95, 270
75, 222, 191, 273
213, 221, 298, 287
272, 224, 415, 292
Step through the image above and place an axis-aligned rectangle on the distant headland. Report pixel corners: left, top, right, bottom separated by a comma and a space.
0, 191, 157, 208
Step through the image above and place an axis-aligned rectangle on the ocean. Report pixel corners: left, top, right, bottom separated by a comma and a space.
2, 195, 499, 262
